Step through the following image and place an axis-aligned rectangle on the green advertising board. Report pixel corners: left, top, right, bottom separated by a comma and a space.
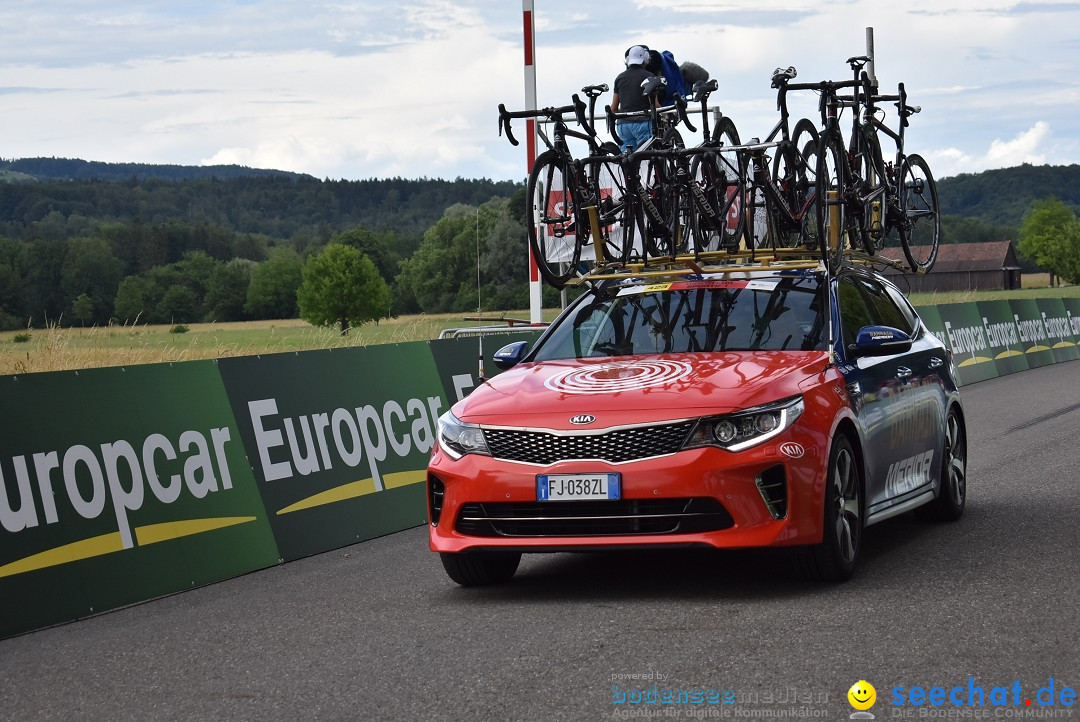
935, 303, 999, 385
1034, 298, 1080, 363
1063, 298, 1080, 342
1008, 299, 1058, 368
0, 362, 280, 639
975, 300, 1030, 378
218, 344, 445, 561
428, 331, 546, 405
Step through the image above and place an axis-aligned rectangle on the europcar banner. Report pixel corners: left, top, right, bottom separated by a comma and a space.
974, 300, 1030, 378
428, 331, 546, 404
1008, 299, 1059, 368
1063, 298, 1080, 343
0, 362, 280, 639
935, 303, 999, 385
218, 345, 446, 561
1033, 298, 1080, 363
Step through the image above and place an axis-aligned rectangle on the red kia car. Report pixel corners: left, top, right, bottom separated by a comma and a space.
427, 266, 966, 583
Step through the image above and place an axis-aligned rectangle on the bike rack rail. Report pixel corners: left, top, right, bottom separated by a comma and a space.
567, 205, 909, 287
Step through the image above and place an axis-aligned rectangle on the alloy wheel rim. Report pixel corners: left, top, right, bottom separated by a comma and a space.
833, 447, 860, 564
945, 414, 966, 507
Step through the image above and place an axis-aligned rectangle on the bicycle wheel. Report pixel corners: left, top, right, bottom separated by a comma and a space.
689, 150, 742, 255
898, 153, 940, 273
639, 131, 684, 260
791, 118, 821, 250
712, 117, 747, 251
588, 143, 630, 266
852, 126, 887, 256
769, 122, 819, 249
526, 149, 582, 288
813, 130, 847, 272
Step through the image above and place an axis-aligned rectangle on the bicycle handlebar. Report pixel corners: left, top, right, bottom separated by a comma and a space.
497, 95, 597, 147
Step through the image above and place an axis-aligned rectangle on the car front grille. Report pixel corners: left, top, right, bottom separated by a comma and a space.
454, 497, 734, 538
483, 421, 694, 465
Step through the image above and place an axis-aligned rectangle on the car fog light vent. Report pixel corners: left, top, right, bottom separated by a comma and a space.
428, 475, 445, 526
755, 465, 788, 519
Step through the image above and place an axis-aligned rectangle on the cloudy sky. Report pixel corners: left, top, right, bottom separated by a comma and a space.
2, 0, 1077, 182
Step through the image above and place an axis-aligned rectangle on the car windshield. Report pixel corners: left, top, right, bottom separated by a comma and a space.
533, 274, 825, 361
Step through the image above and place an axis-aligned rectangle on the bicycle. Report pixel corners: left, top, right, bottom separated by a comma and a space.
741, 66, 825, 250
849, 79, 941, 272
679, 79, 745, 256
604, 76, 695, 262
499, 85, 625, 287
813, 56, 940, 273
810, 57, 875, 272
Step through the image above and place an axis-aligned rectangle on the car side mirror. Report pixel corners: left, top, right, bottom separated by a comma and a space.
492, 341, 530, 370
848, 325, 912, 358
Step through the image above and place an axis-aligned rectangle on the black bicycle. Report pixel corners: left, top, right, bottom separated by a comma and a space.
849, 78, 941, 272
499, 85, 624, 287
813, 56, 940, 273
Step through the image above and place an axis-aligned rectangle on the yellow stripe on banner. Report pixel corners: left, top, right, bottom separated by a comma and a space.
995, 350, 1025, 359
135, 517, 257, 546
276, 478, 378, 515
0, 532, 124, 579
383, 469, 427, 489
958, 356, 993, 367
1026, 345, 1053, 353
1052, 341, 1076, 349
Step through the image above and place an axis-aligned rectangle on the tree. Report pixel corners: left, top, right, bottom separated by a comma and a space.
60, 236, 124, 325
298, 243, 390, 335
158, 284, 198, 323
1017, 198, 1080, 284
395, 201, 502, 313
204, 259, 254, 322
72, 294, 94, 326
114, 275, 154, 323
245, 247, 302, 319
331, 227, 401, 284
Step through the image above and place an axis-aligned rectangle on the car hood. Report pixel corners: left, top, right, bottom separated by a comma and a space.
455, 351, 829, 429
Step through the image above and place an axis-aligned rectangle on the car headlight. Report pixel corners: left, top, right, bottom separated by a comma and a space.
684, 396, 804, 452
437, 411, 491, 460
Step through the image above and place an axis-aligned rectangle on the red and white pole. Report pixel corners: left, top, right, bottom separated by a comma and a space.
523, 0, 542, 323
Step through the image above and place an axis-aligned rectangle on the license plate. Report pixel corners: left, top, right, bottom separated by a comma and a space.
537, 473, 621, 501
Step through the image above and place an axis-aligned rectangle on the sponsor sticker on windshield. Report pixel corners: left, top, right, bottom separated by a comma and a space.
617, 279, 759, 296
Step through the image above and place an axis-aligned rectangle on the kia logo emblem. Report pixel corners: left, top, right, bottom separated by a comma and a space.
570, 414, 596, 425
780, 442, 805, 459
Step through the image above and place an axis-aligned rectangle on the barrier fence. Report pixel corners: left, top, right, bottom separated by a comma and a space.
1, 300, 1077, 638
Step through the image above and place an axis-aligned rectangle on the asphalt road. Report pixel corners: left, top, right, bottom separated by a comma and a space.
2, 361, 1080, 721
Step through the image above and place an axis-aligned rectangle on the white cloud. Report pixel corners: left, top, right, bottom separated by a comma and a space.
929, 122, 1051, 177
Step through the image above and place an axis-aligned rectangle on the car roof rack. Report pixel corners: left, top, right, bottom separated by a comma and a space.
567, 248, 908, 286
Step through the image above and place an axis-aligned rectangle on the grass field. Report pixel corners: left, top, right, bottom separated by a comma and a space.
1, 276, 1074, 375
0, 312, 557, 375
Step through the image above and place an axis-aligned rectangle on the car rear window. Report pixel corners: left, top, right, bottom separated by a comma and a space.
533, 275, 826, 360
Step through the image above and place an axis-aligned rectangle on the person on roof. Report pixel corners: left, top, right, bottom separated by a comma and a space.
610, 44, 656, 152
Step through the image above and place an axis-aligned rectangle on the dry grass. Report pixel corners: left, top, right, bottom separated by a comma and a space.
0, 312, 552, 376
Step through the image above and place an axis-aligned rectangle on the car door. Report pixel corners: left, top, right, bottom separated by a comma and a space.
836, 271, 942, 513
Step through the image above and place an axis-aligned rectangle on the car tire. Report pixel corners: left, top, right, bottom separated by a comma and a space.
794, 434, 862, 582
917, 407, 966, 522
440, 551, 521, 586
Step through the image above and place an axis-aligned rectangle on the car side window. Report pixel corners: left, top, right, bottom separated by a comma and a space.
883, 283, 919, 336
855, 276, 914, 336
837, 277, 876, 349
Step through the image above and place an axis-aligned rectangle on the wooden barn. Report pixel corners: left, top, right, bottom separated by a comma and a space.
879, 240, 1021, 293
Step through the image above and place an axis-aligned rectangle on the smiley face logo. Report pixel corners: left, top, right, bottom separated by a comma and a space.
847, 680, 877, 711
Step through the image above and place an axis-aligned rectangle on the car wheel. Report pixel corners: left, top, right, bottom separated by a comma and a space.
917, 408, 966, 522
440, 551, 521, 586
794, 434, 862, 582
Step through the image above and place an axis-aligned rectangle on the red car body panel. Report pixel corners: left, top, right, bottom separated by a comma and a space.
428, 350, 855, 553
